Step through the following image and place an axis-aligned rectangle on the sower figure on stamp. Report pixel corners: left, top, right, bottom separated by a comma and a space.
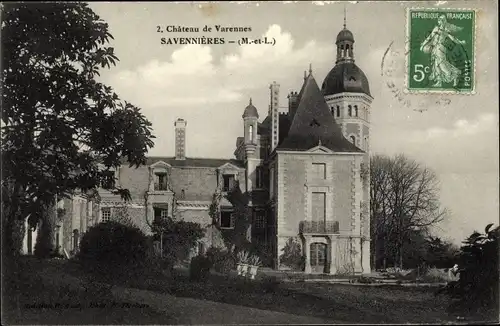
420, 15, 466, 88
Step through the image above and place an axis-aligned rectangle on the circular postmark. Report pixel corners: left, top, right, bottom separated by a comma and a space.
381, 41, 453, 112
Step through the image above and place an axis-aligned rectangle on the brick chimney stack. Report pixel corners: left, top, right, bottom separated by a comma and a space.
174, 118, 187, 160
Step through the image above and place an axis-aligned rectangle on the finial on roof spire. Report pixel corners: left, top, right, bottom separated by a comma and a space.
318, 139, 322, 146
249, 97, 252, 105
343, 5, 347, 29
304, 70, 307, 80
309, 63, 312, 75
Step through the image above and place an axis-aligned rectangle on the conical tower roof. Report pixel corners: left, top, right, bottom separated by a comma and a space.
278, 72, 361, 152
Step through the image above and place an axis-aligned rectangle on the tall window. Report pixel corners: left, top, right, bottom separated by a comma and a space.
101, 207, 111, 222
311, 192, 326, 222
255, 166, 263, 188
220, 211, 234, 229
72, 229, 79, 251
348, 105, 352, 117
249, 125, 253, 142
354, 105, 359, 117
269, 167, 275, 197
336, 106, 340, 117
223, 174, 235, 192
350, 135, 356, 145
312, 163, 326, 179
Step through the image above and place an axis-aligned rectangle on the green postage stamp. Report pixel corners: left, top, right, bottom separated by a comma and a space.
406, 8, 476, 94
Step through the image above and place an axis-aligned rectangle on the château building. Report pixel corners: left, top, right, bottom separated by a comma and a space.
22, 22, 373, 275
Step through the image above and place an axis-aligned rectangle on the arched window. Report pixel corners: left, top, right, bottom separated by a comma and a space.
348, 105, 352, 117
354, 105, 358, 117
346, 44, 350, 51
350, 135, 356, 145
336, 106, 340, 117
248, 125, 253, 142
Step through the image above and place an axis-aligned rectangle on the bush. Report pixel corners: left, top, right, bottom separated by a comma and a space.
279, 238, 305, 271
439, 224, 499, 319
78, 221, 149, 280
152, 217, 205, 264
206, 246, 236, 274
189, 255, 212, 281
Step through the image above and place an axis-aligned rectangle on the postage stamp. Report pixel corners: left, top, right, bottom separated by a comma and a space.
405, 8, 476, 94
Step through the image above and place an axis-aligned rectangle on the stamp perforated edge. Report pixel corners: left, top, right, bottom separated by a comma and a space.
404, 7, 478, 95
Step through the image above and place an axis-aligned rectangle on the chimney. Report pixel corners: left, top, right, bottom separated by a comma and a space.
288, 91, 299, 120
174, 118, 187, 160
269, 81, 280, 151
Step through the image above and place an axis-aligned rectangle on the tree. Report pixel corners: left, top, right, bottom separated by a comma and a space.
370, 154, 448, 269
438, 224, 499, 320
1, 3, 155, 256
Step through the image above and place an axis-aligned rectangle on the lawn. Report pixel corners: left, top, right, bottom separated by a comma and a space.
5, 257, 493, 325
2, 257, 176, 325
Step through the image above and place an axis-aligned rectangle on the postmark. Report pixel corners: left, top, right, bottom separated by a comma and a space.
405, 8, 476, 94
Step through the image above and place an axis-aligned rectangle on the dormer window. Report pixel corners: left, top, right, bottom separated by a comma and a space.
223, 174, 235, 192
350, 135, 356, 145
101, 171, 115, 189
155, 172, 168, 191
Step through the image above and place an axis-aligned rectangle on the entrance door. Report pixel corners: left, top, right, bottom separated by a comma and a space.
310, 242, 327, 273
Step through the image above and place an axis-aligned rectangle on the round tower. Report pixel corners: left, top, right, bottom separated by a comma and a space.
321, 22, 373, 156
321, 17, 374, 273
242, 98, 259, 193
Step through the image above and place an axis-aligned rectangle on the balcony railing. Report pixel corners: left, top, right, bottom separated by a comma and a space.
299, 221, 339, 234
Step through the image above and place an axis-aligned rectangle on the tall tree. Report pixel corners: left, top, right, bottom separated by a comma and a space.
1, 3, 155, 256
370, 154, 448, 269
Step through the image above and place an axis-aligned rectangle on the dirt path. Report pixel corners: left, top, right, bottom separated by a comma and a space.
112, 286, 340, 325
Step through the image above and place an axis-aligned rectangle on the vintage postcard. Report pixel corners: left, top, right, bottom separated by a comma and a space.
2, 1, 498, 325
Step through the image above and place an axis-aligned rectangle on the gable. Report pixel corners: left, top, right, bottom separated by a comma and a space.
150, 160, 171, 168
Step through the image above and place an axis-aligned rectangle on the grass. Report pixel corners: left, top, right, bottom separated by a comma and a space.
97, 265, 457, 324
6, 257, 495, 324
2, 257, 175, 325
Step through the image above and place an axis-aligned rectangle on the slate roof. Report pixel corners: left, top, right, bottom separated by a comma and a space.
242, 98, 259, 118
278, 72, 363, 153
143, 157, 245, 168
321, 62, 371, 97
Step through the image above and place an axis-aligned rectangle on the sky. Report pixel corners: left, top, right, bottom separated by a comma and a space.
89, 1, 499, 245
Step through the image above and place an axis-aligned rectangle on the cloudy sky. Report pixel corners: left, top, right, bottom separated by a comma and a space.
89, 1, 498, 245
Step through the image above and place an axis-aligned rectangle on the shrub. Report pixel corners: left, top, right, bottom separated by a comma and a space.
78, 221, 148, 280
152, 217, 205, 264
279, 238, 305, 271
439, 224, 499, 319
189, 255, 212, 281
206, 246, 236, 274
